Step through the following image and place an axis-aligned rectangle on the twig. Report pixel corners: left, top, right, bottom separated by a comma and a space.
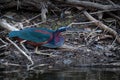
111, 36, 117, 46
0, 38, 8, 48
41, 7, 48, 22
1, 62, 21, 66
17, 0, 21, 10
85, 26, 99, 41
21, 13, 41, 24
12, 13, 42, 29
23, 17, 58, 28
2, 70, 20, 73
67, 21, 99, 27
90, 9, 120, 15
108, 12, 120, 21
25, 21, 46, 28
24, 18, 56, 28
83, 11, 120, 44
6, 37, 34, 65
64, 0, 118, 10
107, 0, 119, 7
0, 19, 19, 31
29, 64, 48, 70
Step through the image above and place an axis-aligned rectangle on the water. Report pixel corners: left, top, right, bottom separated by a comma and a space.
1, 68, 120, 80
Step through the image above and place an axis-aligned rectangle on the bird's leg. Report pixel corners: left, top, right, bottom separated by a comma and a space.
34, 46, 56, 56
34, 46, 40, 54
34, 46, 45, 55
20, 40, 31, 55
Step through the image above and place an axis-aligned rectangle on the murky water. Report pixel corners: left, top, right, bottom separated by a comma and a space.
1, 68, 120, 80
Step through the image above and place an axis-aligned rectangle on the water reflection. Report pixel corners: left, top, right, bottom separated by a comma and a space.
1, 68, 120, 80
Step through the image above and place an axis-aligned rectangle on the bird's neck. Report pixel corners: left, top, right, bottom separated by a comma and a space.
53, 31, 61, 37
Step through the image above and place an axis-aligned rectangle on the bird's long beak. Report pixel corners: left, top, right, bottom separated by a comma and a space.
55, 26, 71, 33
66, 26, 71, 30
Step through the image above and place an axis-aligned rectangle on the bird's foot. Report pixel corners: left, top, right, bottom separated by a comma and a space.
35, 47, 57, 57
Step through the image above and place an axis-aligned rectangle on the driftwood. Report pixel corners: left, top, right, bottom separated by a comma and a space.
83, 11, 120, 44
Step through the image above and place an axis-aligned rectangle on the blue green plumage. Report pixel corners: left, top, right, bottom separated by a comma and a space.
9, 27, 68, 48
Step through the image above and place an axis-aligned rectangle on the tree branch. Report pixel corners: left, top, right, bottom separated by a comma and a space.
55, 0, 120, 10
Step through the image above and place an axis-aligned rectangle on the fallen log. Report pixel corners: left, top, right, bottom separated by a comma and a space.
83, 11, 120, 43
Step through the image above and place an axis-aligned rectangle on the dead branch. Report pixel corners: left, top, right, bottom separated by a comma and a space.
0, 19, 19, 31
1, 0, 120, 11
29, 64, 48, 70
90, 9, 120, 15
107, 12, 120, 21
6, 37, 34, 66
1, 62, 21, 66
107, 0, 117, 7
0, 38, 8, 48
2, 70, 20, 73
83, 11, 120, 43
67, 21, 98, 27
0, 0, 49, 21
56, 0, 120, 10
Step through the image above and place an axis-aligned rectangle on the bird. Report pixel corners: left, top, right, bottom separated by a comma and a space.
8, 27, 68, 49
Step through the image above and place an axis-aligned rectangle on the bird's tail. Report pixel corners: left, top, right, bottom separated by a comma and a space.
8, 31, 19, 38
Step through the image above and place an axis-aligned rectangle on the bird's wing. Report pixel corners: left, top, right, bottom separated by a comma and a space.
9, 28, 53, 43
